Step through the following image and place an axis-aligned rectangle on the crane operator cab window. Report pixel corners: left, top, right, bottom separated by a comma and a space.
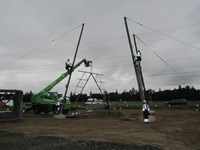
65, 59, 72, 71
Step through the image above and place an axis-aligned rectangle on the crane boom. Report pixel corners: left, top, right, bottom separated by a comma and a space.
31, 59, 92, 114
36, 59, 90, 97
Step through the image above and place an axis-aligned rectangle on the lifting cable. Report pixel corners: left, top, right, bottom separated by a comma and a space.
126, 17, 200, 52
135, 35, 188, 83
0, 24, 82, 70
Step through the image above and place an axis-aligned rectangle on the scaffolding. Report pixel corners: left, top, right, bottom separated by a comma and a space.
0, 89, 23, 121
75, 70, 106, 102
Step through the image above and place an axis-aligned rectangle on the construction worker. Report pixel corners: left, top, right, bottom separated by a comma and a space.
65, 59, 72, 71
56, 100, 61, 114
134, 50, 142, 66
136, 50, 142, 61
142, 100, 150, 123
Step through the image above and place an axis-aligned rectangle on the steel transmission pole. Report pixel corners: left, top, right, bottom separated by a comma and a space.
60, 23, 85, 114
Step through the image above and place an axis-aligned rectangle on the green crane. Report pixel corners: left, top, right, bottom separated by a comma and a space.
31, 59, 92, 114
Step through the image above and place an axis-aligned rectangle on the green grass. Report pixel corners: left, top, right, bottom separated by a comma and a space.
112, 101, 200, 110
70, 101, 200, 110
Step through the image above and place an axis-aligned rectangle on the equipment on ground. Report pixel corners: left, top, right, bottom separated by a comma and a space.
0, 89, 23, 121
31, 59, 92, 114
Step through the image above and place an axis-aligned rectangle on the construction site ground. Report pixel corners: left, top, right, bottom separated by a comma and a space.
0, 109, 199, 150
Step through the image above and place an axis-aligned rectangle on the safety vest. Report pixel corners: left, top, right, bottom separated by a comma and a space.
142, 103, 150, 111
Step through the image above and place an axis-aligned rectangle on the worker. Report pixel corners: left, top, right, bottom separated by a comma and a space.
65, 59, 72, 71
56, 101, 61, 114
136, 50, 142, 61
142, 100, 150, 123
134, 50, 142, 66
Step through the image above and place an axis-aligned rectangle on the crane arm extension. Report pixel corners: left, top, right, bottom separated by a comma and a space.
36, 59, 91, 97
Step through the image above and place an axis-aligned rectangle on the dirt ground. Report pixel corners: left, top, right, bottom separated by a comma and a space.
0, 109, 199, 150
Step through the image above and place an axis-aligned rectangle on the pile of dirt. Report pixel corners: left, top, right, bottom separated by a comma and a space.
0, 130, 160, 150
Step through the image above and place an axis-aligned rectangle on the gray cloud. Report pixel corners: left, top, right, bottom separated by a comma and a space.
0, 0, 200, 95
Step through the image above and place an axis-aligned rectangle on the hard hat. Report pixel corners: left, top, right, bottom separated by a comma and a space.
143, 100, 146, 103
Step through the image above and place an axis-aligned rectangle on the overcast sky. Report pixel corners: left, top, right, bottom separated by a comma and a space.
0, 0, 200, 95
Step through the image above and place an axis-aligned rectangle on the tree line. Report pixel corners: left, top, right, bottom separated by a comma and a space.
23, 85, 200, 102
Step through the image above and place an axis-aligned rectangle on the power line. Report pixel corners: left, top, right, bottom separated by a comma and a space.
81, 21, 200, 46
3, 52, 200, 71
127, 17, 200, 52
81, 44, 128, 52
1, 69, 200, 83
137, 22, 200, 36
137, 31, 200, 45
135, 35, 188, 82
102, 70, 200, 80
82, 36, 127, 46
0, 24, 82, 70
148, 70, 200, 77
34, 29, 200, 54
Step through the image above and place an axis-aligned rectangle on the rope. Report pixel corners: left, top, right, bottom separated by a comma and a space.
135, 35, 188, 83
0, 24, 82, 70
127, 17, 200, 52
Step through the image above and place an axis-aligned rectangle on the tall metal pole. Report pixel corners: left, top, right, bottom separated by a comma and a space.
133, 34, 138, 52
60, 23, 84, 114
133, 34, 147, 102
124, 17, 146, 102
124, 17, 135, 62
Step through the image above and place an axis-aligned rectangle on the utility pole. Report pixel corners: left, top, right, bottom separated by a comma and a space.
60, 23, 85, 114
124, 17, 147, 102
132, 34, 147, 101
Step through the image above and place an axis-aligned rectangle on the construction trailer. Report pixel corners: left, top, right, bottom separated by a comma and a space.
0, 89, 23, 121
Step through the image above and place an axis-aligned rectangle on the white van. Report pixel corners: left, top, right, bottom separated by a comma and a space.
85, 98, 103, 105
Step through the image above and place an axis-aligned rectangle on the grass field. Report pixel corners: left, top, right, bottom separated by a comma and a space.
71, 100, 200, 110
111, 100, 200, 110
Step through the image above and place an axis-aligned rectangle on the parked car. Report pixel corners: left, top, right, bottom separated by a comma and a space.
166, 99, 188, 106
